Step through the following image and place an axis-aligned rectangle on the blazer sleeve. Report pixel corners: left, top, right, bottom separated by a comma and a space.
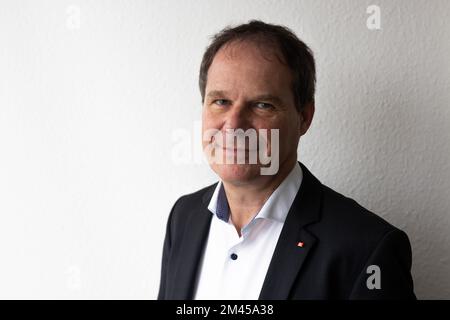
157, 199, 178, 300
349, 229, 416, 300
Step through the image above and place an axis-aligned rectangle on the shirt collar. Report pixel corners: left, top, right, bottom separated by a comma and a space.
207, 162, 303, 224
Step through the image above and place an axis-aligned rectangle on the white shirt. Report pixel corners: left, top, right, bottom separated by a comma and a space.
194, 162, 303, 300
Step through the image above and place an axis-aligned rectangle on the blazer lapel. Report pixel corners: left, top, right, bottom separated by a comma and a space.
170, 185, 215, 299
259, 162, 323, 299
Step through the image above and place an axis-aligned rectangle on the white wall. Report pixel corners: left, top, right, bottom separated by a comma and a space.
0, 0, 448, 299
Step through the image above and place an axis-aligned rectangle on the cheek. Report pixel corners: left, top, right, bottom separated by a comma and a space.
201, 114, 210, 147
269, 118, 298, 152
202, 112, 213, 133
202, 114, 222, 148
202, 108, 221, 128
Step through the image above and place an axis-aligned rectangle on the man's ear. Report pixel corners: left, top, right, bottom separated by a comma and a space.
299, 102, 315, 136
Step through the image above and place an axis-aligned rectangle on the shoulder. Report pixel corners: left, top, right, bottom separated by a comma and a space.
311, 182, 411, 263
320, 183, 399, 236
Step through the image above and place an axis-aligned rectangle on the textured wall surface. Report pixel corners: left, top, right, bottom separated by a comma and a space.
0, 0, 449, 299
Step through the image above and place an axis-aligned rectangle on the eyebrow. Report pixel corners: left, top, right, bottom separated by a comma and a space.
205, 90, 232, 100
205, 90, 283, 105
251, 94, 283, 105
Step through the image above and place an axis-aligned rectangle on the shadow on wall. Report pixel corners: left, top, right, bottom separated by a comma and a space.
365, 73, 450, 299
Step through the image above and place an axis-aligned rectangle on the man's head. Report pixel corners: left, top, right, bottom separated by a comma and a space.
200, 20, 316, 185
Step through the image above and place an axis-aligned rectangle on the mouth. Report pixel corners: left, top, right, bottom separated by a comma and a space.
211, 136, 260, 151
222, 147, 249, 151
219, 146, 261, 154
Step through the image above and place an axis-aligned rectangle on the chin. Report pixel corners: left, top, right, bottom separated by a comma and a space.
212, 163, 262, 184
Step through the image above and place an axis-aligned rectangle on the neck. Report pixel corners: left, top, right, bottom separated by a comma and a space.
222, 156, 298, 236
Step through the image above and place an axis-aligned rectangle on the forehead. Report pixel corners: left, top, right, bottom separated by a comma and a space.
206, 40, 293, 95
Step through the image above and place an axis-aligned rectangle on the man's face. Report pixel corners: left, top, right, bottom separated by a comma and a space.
202, 40, 303, 185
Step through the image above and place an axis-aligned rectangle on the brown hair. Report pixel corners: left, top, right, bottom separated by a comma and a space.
199, 20, 316, 111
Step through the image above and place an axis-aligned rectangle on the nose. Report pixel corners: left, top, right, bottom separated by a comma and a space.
222, 103, 250, 131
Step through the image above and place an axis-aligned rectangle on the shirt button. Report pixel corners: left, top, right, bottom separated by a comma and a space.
230, 253, 238, 260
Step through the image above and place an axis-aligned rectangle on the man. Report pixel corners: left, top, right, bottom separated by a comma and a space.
158, 20, 415, 300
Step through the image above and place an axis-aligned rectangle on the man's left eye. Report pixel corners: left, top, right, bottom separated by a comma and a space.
255, 102, 274, 109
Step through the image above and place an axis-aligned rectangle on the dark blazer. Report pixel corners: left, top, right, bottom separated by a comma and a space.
158, 162, 416, 299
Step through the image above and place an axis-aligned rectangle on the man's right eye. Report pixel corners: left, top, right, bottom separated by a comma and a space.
213, 99, 229, 106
